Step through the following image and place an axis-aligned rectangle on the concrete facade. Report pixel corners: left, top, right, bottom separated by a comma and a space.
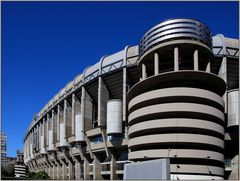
23, 18, 239, 180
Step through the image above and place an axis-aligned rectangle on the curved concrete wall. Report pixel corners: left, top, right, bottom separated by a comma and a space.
127, 18, 226, 179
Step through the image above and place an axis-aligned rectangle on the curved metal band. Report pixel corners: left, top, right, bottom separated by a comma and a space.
139, 19, 212, 56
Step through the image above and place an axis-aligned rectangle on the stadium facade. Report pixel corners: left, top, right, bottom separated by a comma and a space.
23, 18, 239, 180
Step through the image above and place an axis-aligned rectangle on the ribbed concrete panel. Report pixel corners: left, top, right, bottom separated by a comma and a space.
170, 164, 223, 176
128, 134, 224, 149
171, 174, 223, 180
129, 149, 224, 162
128, 87, 224, 110
129, 103, 224, 125
129, 118, 224, 138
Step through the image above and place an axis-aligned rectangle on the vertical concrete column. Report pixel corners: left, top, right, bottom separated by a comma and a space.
68, 161, 75, 180
81, 87, 93, 131
46, 116, 49, 149
142, 63, 147, 80
72, 94, 76, 137
52, 163, 56, 179
61, 161, 68, 180
37, 123, 40, 152
122, 68, 127, 123
93, 155, 103, 180
98, 77, 109, 126
110, 155, 117, 180
206, 61, 211, 73
65, 99, 72, 138
174, 47, 179, 71
57, 105, 61, 142
75, 161, 79, 180
194, 49, 199, 71
83, 158, 90, 180
40, 121, 46, 154
57, 163, 62, 180
60, 101, 68, 147
52, 110, 57, 148
48, 165, 51, 178
219, 56, 227, 113
154, 52, 159, 75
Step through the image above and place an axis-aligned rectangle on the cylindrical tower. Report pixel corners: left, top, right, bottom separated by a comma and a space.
127, 18, 226, 179
107, 99, 123, 134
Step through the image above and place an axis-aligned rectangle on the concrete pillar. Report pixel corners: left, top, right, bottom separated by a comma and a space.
57, 105, 61, 142
142, 63, 147, 80
72, 94, 76, 137
98, 77, 109, 126
46, 116, 49, 148
64, 99, 72, 141
48, 165, 52, 178
61, 161, 68, 180
83, 158, 90, 180
68, 161, 75, 180
174, 47, 179, 71
75, 161, 79, 180
81, 87, 93, 131
154, 52, 159, 75
122, 68, 128, 123
93, 155, 103, 180
194, 49, 199, 71
57, 163, 62, 180
206, 61, 211, 73
110, 155, 117, 180
52, 163, 56, 179
219, 56, 227, 113
52, 110, 57, 148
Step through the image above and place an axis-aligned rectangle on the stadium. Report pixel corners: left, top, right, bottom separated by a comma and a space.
23, 18, 239, 180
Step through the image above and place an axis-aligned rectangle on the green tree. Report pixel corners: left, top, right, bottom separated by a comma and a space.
1, 164, 14, 177
27, 171, 49, 179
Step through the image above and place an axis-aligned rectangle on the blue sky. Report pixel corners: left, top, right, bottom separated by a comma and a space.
2, 2, 239, 157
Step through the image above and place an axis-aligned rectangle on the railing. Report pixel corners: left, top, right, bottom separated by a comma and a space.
89, 163, 93, 172
116, 160, 132, 171
224, 159, 232, 168
101, 162, 111, 171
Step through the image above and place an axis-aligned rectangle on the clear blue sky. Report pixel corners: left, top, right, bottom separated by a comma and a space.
2, 1, 239, 157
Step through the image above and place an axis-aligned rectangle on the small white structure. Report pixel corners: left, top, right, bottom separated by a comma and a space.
60, 123, 67, 146
107, 100, 123, 134
75, 113, 84, 141
124, 159, 170, 180
48, 130, 54, 150
228, 89, 239, 127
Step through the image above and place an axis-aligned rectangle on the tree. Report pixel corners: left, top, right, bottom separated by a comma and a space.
1, 164, 14, 177
27, 171, 49, 179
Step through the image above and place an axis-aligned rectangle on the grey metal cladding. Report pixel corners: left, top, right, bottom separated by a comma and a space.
139, 18, 212, 56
